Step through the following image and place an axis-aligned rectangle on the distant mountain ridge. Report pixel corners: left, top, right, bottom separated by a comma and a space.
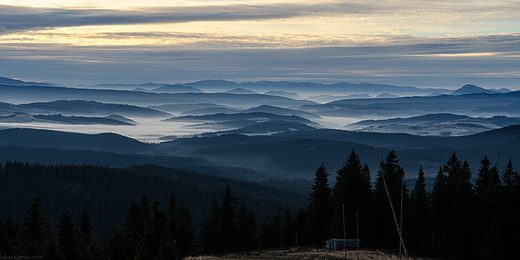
0, 84, 314, 107
151, 84, 204, 94
0, 128, 149, 153
452, 84, 497, 95
1, 126, 520, 180
0, 77, 50, 86
348, 113, 520, 136
3, 100, 171, 118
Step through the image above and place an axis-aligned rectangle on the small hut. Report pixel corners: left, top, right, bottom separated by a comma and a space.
325, 238, 361, 251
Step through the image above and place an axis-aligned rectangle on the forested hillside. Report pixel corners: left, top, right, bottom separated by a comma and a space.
1, 148, 519, 259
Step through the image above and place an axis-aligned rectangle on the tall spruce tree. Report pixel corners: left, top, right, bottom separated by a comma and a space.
500, 159, 520, 259
0, 214, 5, 254
475, 160, 503, 260
475, 155, 492, 205
77, 207, 93, 260
330, 150, 372, 244
220, 185, 238, 252
20, 195, 52, 256
57, 210, 79, 260
409, 166, 430, 251
3, 213, 19, 255
236, 203, 257, 251
295, 208, 308, 247
372, 150, 408, 248
306, 163, 332, 246
431, 152, 476, 259
175, 205, 196, 257
257, 216, 273, 249
280, 210, 295, 248
135, 198, 170, 260
198, 198, 221, 255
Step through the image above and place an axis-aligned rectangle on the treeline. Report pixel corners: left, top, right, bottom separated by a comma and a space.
0, 162, 302, 239
0, 194, 196, 259
303, 150, 520, 260
1, 150, 519, 259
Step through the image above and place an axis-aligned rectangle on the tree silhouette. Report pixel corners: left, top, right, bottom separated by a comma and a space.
306, 163, 332, 246
57, 210, 79, 260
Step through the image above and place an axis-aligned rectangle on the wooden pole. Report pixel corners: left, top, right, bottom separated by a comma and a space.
399, 172, 404, 260
375, 147, 409, 258
343, 204, 346, 260
295, 231, 298, 251
356, 210, 360, 260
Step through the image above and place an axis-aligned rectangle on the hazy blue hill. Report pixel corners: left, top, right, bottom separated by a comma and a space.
0, 84, 314, 107
15, 100, 171, 117
148, 103, 228, 113
105, 114, 137, 124
182, 107, 241, 115
188, 79, 239, 88
207, 120, 316, 135
157, 125, 520, 178
307, 94, 372, 103
246, 105, 320, 119
0, 101, 17, 111
451, 84, 496, 95
223, 88, 258, 94
181, 105, 320, 118
0, 128, 149, 153
32, 114, 134, 125
346, 114, 520, 136
376, 93, 399, 98
351, 113, 472, 126
303, 91, 520, 117
91, 82, 166, 90
164, 112, 314, 125
151, 84, 204, 93
0, 76, 49, 86
178, 80, 452, 96
0, 125, 518, 183
476, 102, 520, 115
264, 90, 301, 99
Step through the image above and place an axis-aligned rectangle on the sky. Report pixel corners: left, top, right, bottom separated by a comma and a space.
1, 0, 520, 89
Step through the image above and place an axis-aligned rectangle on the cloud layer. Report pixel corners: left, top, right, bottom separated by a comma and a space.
0, 1, 519, 87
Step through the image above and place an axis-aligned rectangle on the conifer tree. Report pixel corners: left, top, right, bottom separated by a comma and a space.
220, 185, 238, 252
57, 210, 79, 260
295, 208, 308, 247
3, 213, 19, 256
331, 150, 372, 244
20, 195, 51, 256
136, 198, 172, 260
198, 198, 222, 254
280, 210, 295, 248
46, 236, 63, 260
306, 163, 331, 246
0, 214, 6, 254
372, 150, 408, 248
409, 166, 430, 251
257, 216, 273, 249
176, 205, 196, 257
475, 155, 492, 205
500, 159, 520, 259
77, 207, 93, 260
166, 195, 177, 246
431, 153, 476, 259
236, 203, 257, 251
110, 196, 151, 260
475, 161, 503, 260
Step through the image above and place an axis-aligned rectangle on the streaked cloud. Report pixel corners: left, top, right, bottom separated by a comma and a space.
0, 1, 519, 88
